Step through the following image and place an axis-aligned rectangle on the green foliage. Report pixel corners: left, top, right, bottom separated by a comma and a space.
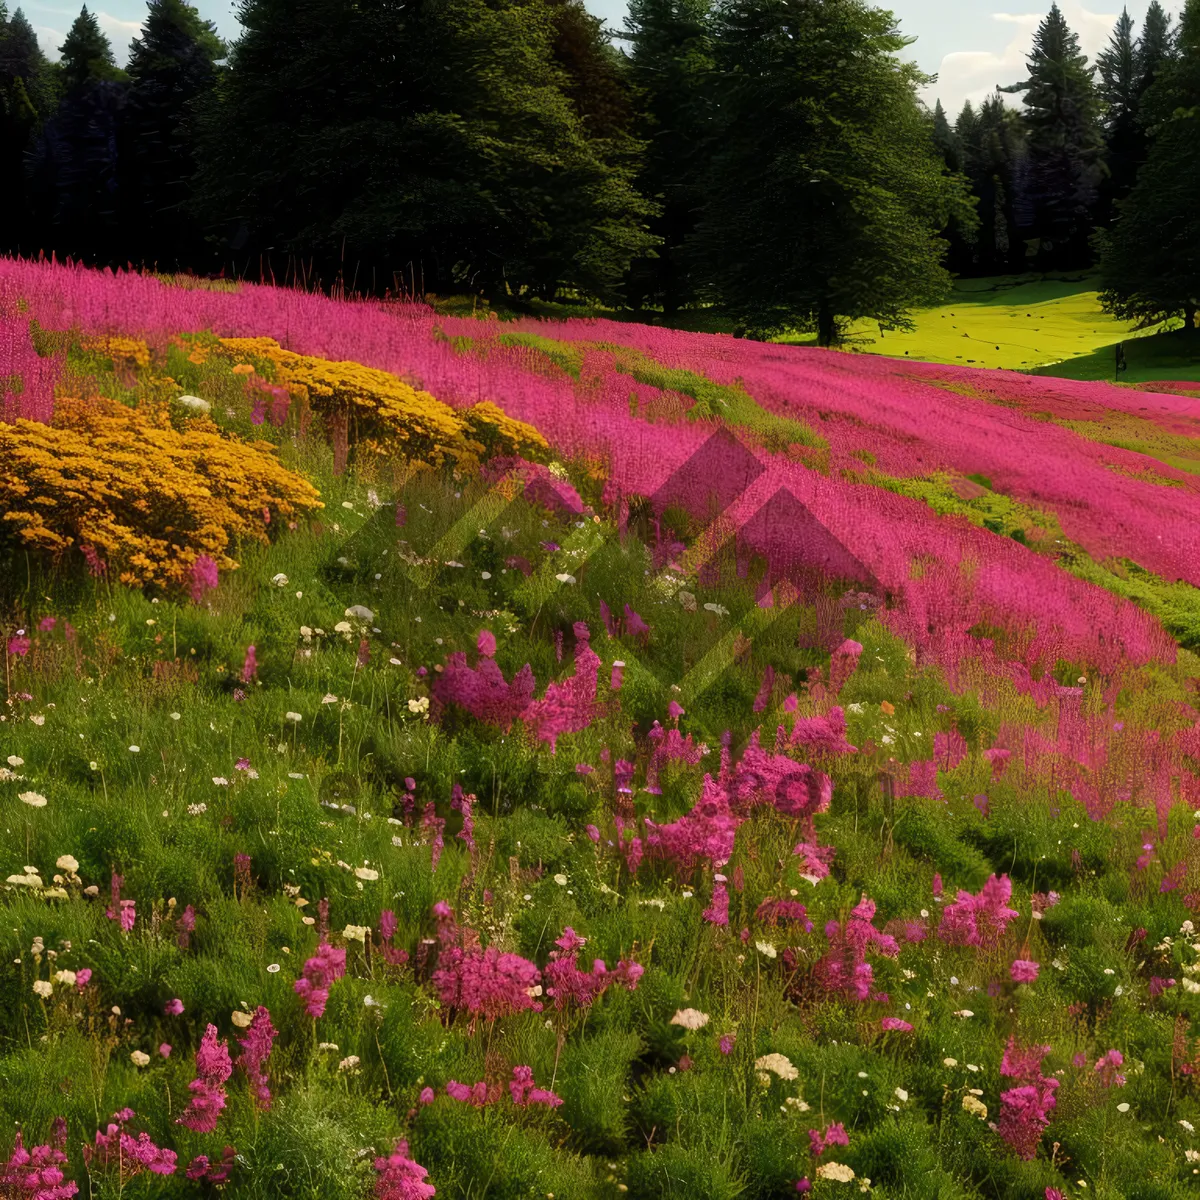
1098, 0, 1200, 331
190, 0, 657, 302
999, 2, 1105, 270
689, 0, 975, 343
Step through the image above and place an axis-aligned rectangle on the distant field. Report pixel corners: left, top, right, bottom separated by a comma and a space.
444, 277, 1200, 385
777, 273, 1191, 375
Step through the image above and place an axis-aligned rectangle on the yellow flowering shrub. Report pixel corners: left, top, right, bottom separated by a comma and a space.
217, 338, 547, 467
0, 395, 323, 591
79, 335, 152, 370
459, 401, 551, 462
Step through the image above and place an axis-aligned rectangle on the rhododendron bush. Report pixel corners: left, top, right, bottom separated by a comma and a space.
3, 260, 1200, 1198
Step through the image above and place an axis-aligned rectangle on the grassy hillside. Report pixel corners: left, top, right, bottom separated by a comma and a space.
6, 260, 1200, 1200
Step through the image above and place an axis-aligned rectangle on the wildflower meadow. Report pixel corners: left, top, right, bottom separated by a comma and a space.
4, 257, 1200, 1200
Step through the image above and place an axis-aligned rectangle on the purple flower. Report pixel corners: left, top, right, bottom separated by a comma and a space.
189, 555, 219, 603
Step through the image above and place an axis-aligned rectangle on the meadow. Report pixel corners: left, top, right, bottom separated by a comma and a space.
5, 259, 1200, 1200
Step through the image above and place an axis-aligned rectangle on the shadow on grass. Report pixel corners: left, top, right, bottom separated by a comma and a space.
1032, 326, 1200, 385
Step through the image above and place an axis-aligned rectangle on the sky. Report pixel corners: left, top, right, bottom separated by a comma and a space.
19, 0, 1187, 119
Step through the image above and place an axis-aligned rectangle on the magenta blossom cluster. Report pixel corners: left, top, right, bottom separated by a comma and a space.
542, 927, 644, 1009
1094, 1049, 1126, 1088
433, 943, 542, 1020
938, 875, 1020, 949
790, 704, 857, 756
374, 1140, 436, 1200
755, 899, 813, 931
997, 1038, 1059, 1160
808, 1123, 849, 1158
813, 896, 899, 1001
177, 1024, 233, 1134
1, 1126, 78, 1200
85, 1111, 177, 1180
294, 943, 347, 1018
105, 873, 135, 932
236, 1006, 279, 1109
185, 1146, 237, 1185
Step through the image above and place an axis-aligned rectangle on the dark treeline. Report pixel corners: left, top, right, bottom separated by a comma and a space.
0, 0, 1197, 340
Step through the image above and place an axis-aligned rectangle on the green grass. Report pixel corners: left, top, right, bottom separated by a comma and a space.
1031, 325, 1200, 384
776, 274, 1177, 373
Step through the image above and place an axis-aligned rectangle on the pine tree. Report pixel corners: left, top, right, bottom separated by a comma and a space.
930, 99, 960, 172
957, 93, 1027, 274
57, 6, 126, 92
0, 6, 57, 253
121, 0, 226, 270
1000, 2, 1104, 268
619, 0, 715, 315
190, 0, 655, 300
1098, 0, 1200, 329
690, 0, 975, 343
1095, 7, 1138, 222
25, 7, 130, 264
26, 79, 129, 264
1137, 0, 1175, 94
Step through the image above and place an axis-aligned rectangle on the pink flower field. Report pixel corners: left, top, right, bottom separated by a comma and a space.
4, 259, 1200, 1199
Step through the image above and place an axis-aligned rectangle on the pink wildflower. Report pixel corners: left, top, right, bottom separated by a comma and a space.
433, 943, 542, 1019
374, 1140, 436, 1200
164, 998, 184, 1016
703, 882, 730, 926
294, 944, 347, 1019
938, 875, 1019, 949
510, 1065, 563, 1107
813, 897, 898, 1001
1, 1130, 79, 1200
241, 644, 257, 683
236, 1006, 278, 1109
86, 1111, 176, 1179
176, 905, 196, 949
74, 969, 91, 991
188, 555, 219, 603
808, 1123, 849, 1157
177, 1025, 233, 1133
1094, 1050, 1126, 1088
1011, 959, 1040, 983
881, 1017, 913, 1032
719, 1034, 736, 1055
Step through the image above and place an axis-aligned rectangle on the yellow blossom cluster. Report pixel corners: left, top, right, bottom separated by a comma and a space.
0, 394, 323, 591
79, 335, 152, 370
217, 338, 547, 467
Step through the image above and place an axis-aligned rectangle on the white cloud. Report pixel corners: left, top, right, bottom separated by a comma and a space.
31, 9, 142, 63
921, 0, 1181, 117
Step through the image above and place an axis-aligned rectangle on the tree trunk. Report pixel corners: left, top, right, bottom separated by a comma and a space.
817, 299, 836, 348
1184, 306, 1196, 331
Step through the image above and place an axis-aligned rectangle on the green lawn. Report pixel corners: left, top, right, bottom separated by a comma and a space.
777, 273, 1184, 373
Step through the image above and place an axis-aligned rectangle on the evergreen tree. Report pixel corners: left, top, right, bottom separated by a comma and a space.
1137, 0, 1175, 94
0, 5, 57, 254
957, 92, 1027, 274
619, 0, 715, 315
690, 0, 975, 343
930, 99, 960, 172
121, 0, 226, 270
190, 0, 655, 301
57, 5, 126, 91
1001, 2, 1104, 268
1098, 0, 1200, 330
930, 99, 975, 273
25, 7, 130, 264
1095, 7, 1138, 220
26, 79, 128, 264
